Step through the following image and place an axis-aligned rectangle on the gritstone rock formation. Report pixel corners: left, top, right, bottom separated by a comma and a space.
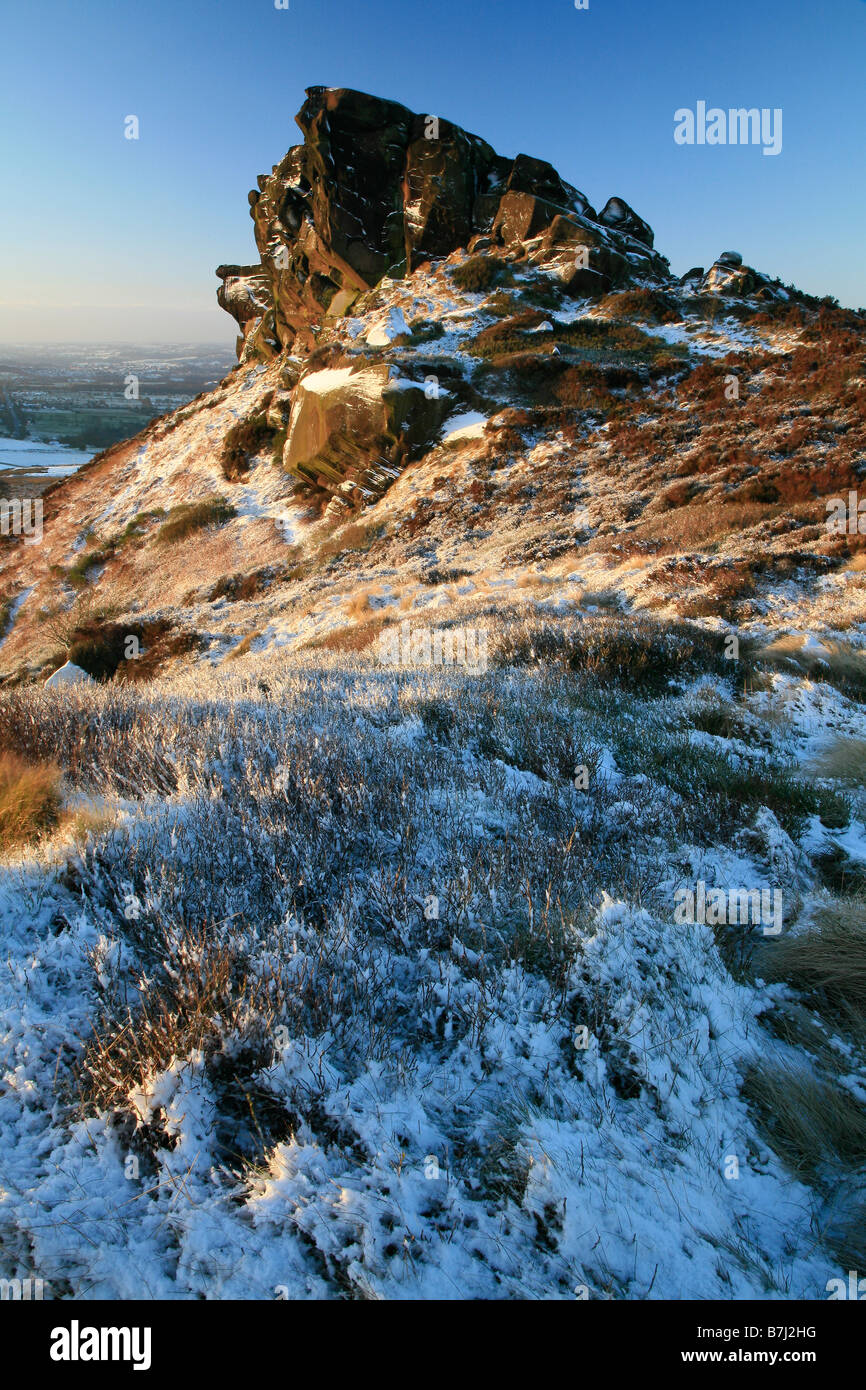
216, 86, 669, 363
210, 87, 810, 516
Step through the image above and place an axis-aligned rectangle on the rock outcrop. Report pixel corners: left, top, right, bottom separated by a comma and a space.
208, 86, 823, 529
215, 264, 278, 361
283, 363, 450, 503
217, 86, 669, 361
210, 87, 678, 513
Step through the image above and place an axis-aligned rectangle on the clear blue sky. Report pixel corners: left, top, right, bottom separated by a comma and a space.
1, 0, 863, 342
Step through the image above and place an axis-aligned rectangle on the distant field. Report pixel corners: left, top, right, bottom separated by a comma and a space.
0, 468, 60, 499
26, 405, 154, 450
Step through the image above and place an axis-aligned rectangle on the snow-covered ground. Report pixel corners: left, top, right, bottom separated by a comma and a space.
0, 435, 94, 477
1, 653, 863, 1300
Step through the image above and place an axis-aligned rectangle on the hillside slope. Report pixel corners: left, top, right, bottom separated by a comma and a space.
1, 89, 864, 684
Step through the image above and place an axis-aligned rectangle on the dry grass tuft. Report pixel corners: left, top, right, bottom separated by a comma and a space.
451, 255, 513, 292
309, 621, 387, 654
78, 923, 285, 1126
578, 588, 621, 611
742, 1059, 866, 1179
344, 588, 377, 623
317, 521, 380, 563
756, 898, 866, 1028
0, 752, 63, 851
758, 636, 866, 700
810, 738, 866, 787
224, 631, 263, 662
827, 1198, 866, 1270
156, 496, 236, 545
64, 806, 117, 847
220, 413, 274, 481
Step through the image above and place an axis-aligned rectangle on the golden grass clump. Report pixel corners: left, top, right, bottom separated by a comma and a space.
810, 737, 866, 787
758, 635, 866, 698
0, 752, 63, 851
156, 496, 236, 545
224, 630, 263, 662
756, 897, 866, 1026
742, 1059, 866, 1179
344, 588, 376, 622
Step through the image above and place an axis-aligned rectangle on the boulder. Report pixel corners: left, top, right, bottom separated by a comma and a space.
703, 261, 757, 296
282, 362, 449, 491
493, 192, 563, 245
538, 217, 630, 296
365, 306, 410, 347
215, 263, 271, 328
503, 154, 597, 220
597, 197, 655, 249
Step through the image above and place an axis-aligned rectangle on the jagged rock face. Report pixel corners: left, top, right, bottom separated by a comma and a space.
529, 215, 631, 297
215, 264, 278, 361
216, 86, 669, 360
209, 87, 679, 514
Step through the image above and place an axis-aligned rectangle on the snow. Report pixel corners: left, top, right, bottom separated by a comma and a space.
442, 411, 487, 444
0, 855, 841, 1299
1, 185, 864, 1303
366, 306, 409, 347
297, 366, 358, 394
44, 661, 94, 687
0, 436, 94, 477
0, 587, 32, 648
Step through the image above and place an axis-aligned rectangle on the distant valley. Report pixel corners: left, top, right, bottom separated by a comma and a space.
0, 342, 236, 494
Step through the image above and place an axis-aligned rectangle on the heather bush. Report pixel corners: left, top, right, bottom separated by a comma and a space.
491, 613, 731, 693
156, 495, 236, 543
221, 412, 275, 480
451, 254, 513, 292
